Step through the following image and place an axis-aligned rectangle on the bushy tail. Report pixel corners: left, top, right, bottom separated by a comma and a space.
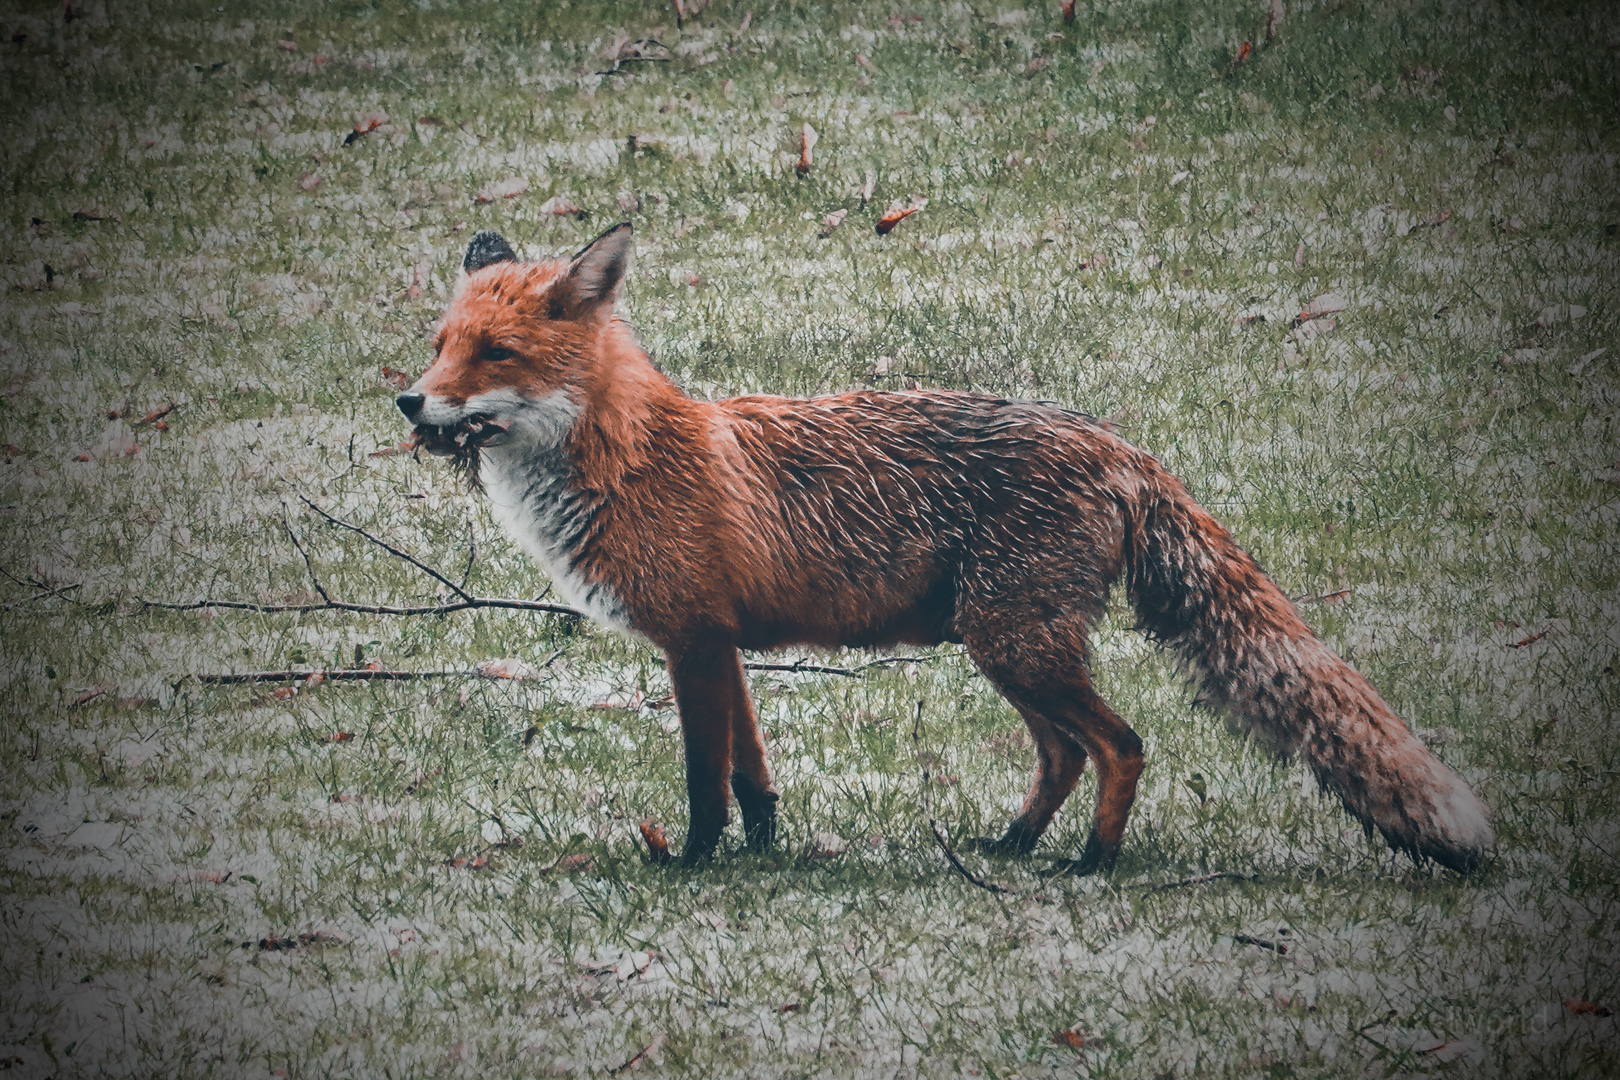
1123, 469, 1494, 872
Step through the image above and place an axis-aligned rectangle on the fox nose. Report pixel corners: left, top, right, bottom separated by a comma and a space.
396, 392, 425, 421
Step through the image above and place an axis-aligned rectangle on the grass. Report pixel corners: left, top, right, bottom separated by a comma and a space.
2, 0, 1618, 1075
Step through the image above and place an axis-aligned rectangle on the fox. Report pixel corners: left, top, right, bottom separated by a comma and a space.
395, 222, 1495, 874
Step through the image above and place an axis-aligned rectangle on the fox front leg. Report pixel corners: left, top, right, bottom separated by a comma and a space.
666, 643, 744, 864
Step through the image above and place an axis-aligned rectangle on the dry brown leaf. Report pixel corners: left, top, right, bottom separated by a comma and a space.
1233, 41, 1253, 65
1564, 999, 1613, 1017
819, 208, 848, 237
876, 196, 926, 235
797, 122, 818, 176
380, 366, 412, 391
639, 819, 672, 864
1053, 1028, 1086, 1050
1508, 627, 1552, 649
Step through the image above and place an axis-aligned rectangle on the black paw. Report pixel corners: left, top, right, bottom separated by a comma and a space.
731, 776, 780, 853
1039, 833, 1118, 878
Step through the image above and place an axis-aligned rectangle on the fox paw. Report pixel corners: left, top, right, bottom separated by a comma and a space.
1039, 834, 1118, 878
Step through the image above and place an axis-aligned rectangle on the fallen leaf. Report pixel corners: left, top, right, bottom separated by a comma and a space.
778, 1002, 802, 1014
324, 732, 355, 743
819, 208, 848, 237
1508, 627, 1552, 649
876, 196, 926, 235
1564, 999, 1613, 1017
1234, 41, 1253, 65
136, 402, 176, 426
298, 173, 322, 191
380, 366, 412, 390
1053, 1028, 1086, 1049
639, 819, 671, 863
796, 122, 818, 176
1062, 0, 1076, 22
271, 686, 297, 700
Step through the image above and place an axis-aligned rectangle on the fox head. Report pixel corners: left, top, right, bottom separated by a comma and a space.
396, 223, 635, 467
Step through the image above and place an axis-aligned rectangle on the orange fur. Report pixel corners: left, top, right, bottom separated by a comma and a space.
397, 225, 1495, 873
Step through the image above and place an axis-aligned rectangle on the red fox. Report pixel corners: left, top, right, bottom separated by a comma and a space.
397, 223, 1494, 874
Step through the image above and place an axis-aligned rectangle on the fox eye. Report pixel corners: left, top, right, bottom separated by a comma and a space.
483, 346, 514, 363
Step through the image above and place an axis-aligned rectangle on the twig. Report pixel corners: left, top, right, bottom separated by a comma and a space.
3, 581, 82, 611
195, 668, 481, 684
139, 595, 585, 617
298, 494, 473, 602
911, 699, 1011, 895
743, 655, 933, 678
282, 509, 331, 603
1132, 871, 1256, 893
609, 1039, 660, 1076
1232, 933, 1287, 954
459, 516, 476, 592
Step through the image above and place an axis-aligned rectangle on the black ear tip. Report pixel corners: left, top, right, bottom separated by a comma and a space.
464, 231, 517, 273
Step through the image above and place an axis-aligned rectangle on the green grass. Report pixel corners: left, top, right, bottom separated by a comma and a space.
2, 0, 1618, 1076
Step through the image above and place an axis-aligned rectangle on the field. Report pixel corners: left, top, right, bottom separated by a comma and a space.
2, 0, 1618, 1076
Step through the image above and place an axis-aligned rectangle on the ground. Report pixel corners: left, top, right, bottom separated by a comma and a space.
1, 0, 1617, 1077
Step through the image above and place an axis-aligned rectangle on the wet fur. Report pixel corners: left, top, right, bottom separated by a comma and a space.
399, 225, 1495, 873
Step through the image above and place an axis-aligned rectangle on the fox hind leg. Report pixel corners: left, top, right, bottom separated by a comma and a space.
970, 708, 1087, 855
966, 626, 1145, 875
724, 650, 779, 851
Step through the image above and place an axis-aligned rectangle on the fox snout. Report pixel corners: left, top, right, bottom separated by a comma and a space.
396, 392, 425, 421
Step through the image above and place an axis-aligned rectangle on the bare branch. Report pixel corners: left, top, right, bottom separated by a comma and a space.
298, 494, 473, 602
911, 698, 1012, 895
281, 509, 331, 604
140, 596, 586, 617
1132, 871, 1256, 893
3, 581, 82, 611
459, 515, 476, 592
196, 668, 495, 684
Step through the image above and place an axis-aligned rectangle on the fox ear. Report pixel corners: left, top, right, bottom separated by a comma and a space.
555, 223, 632, 315
463, 231, 516, 273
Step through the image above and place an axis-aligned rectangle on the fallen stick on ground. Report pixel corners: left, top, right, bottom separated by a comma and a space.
912, 698, 1012, 896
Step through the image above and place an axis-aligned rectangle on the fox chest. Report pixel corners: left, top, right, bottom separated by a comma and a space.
481, 447, 632, 634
